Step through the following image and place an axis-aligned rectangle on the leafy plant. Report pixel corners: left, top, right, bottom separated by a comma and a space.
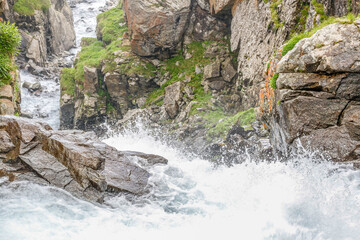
0, 22, 21, 57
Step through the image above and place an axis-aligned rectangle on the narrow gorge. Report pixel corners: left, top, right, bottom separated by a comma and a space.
0, 0, 360, 239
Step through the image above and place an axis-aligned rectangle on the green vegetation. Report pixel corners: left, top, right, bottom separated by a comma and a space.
0, 22, 21, 86
97, 7, 127, 44
282, 13, 357, 56
145, 41, 216, 107
60, 68, 76, 96
311, 0, 327, 23
0, 22, 21, 57
13, 0, 50, 15
348, 0, 352, 12
270, 73, 279, 90
270, 0, 283, 30
207, 108, 256, 139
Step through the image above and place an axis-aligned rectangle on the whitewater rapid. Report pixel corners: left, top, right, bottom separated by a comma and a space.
1, 124, 360, 240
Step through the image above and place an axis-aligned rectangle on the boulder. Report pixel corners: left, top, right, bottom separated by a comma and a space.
209, 0, 235, 14
278, 23, 360, 73
0, 85, 13, 100
0, 99, 14, 115
204, 61, 221, 80
123, 0, 192, 58
164, 81, 184, 119
0, 116, 168, 202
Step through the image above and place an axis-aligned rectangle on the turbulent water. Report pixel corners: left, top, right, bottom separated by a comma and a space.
8, 0, 360, 239
1, 124, 360, 240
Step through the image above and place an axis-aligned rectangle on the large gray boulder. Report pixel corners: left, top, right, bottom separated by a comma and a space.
0, 116, 168, 202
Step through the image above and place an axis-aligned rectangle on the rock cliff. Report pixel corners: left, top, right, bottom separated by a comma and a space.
259, 19, 360, 164
1, 0, 75, 67
60, 0, 360, 163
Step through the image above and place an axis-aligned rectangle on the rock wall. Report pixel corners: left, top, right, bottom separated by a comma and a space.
260, 21, 360, 163
0, 71, 21, 115
123, 0, 230, 59
2, 0, 75, 67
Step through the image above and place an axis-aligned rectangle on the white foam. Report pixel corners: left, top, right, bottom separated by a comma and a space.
1, 124, 360, 240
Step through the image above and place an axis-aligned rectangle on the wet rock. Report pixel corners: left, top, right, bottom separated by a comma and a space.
0, 116, 169, 202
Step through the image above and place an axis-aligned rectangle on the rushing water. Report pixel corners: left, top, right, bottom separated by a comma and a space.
9, 1, 360, 239
1, 124, 360, 240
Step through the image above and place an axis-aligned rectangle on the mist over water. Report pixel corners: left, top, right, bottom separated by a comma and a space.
1, 123, 360, 240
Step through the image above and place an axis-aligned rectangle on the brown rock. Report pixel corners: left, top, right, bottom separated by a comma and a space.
164, 81, 184, 119
123, 0, 192, 58
0, 99, 14, 115
0, 85, 13, 100
0, 116, 169, 201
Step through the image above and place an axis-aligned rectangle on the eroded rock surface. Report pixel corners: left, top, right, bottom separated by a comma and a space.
0, 116, 168, 202
262, 22, 360, 163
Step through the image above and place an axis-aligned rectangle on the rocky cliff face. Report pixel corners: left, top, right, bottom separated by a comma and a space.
228, 0, 360, 110
61, 0, 359, 162
260, 20, 360, 164
123, 0, 230, 59
2, 0, 75, 67
0, 116, 168, 202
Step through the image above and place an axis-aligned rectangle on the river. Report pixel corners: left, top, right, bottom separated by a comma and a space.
3, 0, 360, 239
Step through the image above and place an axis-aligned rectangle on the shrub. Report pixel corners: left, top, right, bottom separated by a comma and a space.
0, 22, 21, 57
0, 56, 13, 85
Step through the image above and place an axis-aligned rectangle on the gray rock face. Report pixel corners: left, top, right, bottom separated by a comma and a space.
3, 0, 75, 66
229, 0, 360, 110
0, 116, 168, 202
123, 0, 230, 58
262, 22, 360, 163
164, 81, 184, 119
278, 22, 360, 73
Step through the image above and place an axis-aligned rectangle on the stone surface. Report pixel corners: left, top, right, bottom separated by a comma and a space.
261, 22, 360, 162
123, 0, 192, 58
164, 81, 184, 119
0, 99, 14, 115
278, 23, 360, 73
3, 0, 75, 66
0, 116, 169, 202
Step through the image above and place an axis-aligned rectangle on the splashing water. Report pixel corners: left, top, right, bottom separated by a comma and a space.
1, 123, 360, 240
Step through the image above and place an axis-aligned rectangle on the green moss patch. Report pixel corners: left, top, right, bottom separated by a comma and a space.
207, 108, 256, 139
60, 68, 76, 96
13, 0, 51, 15
97, 7, 128, 44
145, 41, 216, 106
